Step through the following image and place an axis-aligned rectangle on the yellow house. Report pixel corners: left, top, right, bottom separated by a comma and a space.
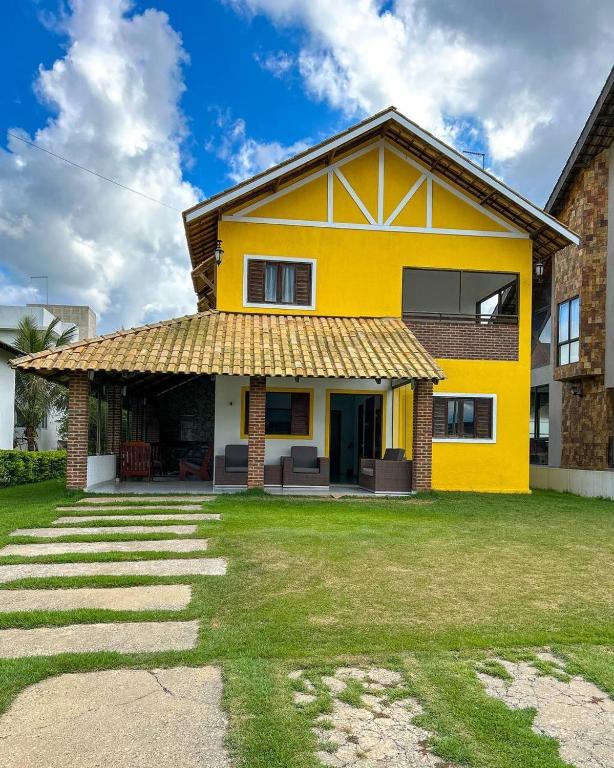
14, 108, 578, 493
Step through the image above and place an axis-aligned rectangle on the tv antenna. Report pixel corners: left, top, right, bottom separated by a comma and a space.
462, 150, 486, 169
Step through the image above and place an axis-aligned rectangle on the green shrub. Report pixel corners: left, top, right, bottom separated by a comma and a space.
0, 449, 67, 487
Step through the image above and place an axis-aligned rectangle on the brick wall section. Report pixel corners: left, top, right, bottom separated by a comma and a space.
553, 148, 610, 469
247, 375, 266, 488
66, 371, 89, 490
106, 384, 122, 455
412, 380, 433, 491
405, 318, 518, 360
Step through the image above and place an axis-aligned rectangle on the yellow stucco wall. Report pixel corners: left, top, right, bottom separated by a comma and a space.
214, 144, 532, 492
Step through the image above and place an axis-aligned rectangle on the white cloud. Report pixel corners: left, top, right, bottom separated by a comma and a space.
227, 0, 614, 201
214, 113, 309, 183
255, 49, 295, 78
0, 0, 200, 332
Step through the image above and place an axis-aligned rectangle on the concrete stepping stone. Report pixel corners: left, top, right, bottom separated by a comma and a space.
54, 513, 220, 523
11, 525, 198, 538
0, 666, 229, 766
0, 585, 192, 613
78, 496, 213, 503
57, 504, 203, 512
0, 539, 209, 557
0, 557, 227, 583
0, 620, 200, 658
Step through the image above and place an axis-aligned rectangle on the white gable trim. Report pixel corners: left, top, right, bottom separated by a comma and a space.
186, 108, 579, 246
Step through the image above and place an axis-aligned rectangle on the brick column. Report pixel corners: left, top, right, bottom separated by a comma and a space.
247, 375, 266, 488
412, 380, 433, 492
67, 372, 90, 490
106, 384, 122, 480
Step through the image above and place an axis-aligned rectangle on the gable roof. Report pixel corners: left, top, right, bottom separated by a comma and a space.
12, 311, 444, 383
546, 66, 614, 216
184, 107, 579, 309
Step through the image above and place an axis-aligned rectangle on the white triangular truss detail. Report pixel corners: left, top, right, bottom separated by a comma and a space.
224, 139, 526, 239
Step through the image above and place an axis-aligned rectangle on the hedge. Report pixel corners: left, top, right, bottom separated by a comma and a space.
0, 450, 67, 487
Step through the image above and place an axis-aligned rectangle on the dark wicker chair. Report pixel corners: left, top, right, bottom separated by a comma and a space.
358, 448, 412, 493
281, 446, 330, 488
214, 444, 248, 485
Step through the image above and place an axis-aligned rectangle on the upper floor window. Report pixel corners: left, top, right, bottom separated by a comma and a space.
557, 296, 579, 365
245, 256, 315, 308
402, 268, 518, 324
432, 394, 495, 441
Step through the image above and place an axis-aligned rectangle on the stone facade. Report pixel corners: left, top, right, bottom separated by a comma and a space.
553, 148, 610, 468
412, 380, 433, 491
406, 318, 518, 360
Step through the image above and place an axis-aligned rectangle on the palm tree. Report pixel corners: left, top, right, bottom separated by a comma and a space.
13, 316, 77, 451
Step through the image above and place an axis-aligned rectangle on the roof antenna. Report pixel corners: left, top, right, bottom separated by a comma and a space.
462, 150, 486, 169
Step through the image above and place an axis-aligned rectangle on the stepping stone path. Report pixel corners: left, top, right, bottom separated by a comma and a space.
11, 524, 199, 537
78, 496, 213, 503
0, 539, 209, 557
54, 513, 220, 523
0, 666, 228, 767
0, 496, 226, 658
290, 666, 457, 767
0, 557, 226, 583
0, 620, 200, 658
56, 504, 203, 512
0, 585, 192, 612
478, 653, 614, 768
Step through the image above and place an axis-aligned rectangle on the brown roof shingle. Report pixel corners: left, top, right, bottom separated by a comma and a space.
12, 311, 444, 381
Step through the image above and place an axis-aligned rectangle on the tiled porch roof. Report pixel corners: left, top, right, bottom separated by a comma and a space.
12, 311, 444, 381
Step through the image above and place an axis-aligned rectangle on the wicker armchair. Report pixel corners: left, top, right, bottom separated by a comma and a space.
358, 448, 412, 493
214, 444, 248, 485
281, 446, 329, 488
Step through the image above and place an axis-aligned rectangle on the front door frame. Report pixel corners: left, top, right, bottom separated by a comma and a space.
324, 388, 388, 483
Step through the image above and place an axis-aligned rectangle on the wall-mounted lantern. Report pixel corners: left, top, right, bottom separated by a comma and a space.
214, 239, 224, 266
534, 259, 545, 282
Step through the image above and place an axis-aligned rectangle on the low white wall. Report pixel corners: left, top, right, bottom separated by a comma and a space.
531, 465, 614, 499
86, 455, 117, 488
0, 351, 15, 450
214, 375, 392, 478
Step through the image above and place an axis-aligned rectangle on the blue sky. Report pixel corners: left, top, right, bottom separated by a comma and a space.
0, 1, 612, 332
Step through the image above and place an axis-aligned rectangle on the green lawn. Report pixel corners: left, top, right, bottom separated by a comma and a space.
0, 480, 613, 767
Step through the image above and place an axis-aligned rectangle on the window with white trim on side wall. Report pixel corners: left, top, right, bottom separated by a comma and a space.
243, 255, 316, 310
432, 393, 497, 443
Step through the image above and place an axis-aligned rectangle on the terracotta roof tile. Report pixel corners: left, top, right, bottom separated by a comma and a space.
12, 311, 444, 381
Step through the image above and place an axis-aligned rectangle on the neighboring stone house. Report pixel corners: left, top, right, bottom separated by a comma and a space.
0, 304, 96, 450
530, 66, 614, 473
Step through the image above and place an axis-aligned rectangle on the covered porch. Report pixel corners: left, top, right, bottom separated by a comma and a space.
12, 311, 444, 494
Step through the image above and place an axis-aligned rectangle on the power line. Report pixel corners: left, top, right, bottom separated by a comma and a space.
7, 131, 180, 211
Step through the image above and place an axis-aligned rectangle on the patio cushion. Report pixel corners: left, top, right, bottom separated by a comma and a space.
293, 466, 319, 474
291, 446, 318, 469
361, 467, 375, 476
225, 444, 248, 471
383, 448, 405, 461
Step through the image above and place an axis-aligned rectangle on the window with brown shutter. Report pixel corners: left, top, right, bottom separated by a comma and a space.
432, 396, 494, 440
245, 258, 313, 306
243, 390, 312, 436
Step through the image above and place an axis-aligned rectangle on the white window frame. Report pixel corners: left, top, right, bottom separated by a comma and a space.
432, 392, 497, 444
243, 254, 317, 310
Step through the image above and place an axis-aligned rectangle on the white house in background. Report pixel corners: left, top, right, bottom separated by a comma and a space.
0, 340, 20, 450
0, 304, 96, 451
